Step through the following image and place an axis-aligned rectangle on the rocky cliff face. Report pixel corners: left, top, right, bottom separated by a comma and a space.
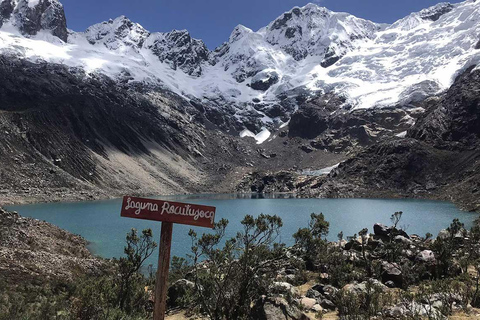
1, 0, 479, 138
408, 65, 480, 149
296, 66, 480, 211
0, 0, 67, 41
0, 55, 220, 202
84, 16, 210, 76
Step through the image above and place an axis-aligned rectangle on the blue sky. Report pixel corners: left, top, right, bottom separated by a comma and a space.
60, 0, 463, 49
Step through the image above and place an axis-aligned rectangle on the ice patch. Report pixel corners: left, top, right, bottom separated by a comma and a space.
396, 131, 407, 138
240, 128, 271, 144
28, 0, 40, 8
302, 163, 340, 176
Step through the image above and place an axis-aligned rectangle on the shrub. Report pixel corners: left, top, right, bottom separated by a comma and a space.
188, 214, 285, 320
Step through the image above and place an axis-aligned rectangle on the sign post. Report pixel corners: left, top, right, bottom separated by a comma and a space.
120, 196, 216, 320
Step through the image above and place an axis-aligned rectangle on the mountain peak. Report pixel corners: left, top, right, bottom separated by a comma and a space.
389, 2, 454, 30
85, 15, 149, 49
262, 2, 381, 62
228, 24, 253, 42
0, 0, 67, 41
144, 28, 210, 76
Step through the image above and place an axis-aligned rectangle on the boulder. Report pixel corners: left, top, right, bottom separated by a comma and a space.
320, 299, 336, 310
167, 279, 195, 308
251, 69, 280, 91
306, 289, 323, 300
300, 297, 317, 310
311, 284, 324, 293
344, 239, 362, 251
367, 238, 383, 250
394, 235, 413, 245
416, 250, 436, 265
312, 304, 323, 313
270, 281, 299, 296
321, 285, 339, 298
437, 229, 449, 240
311, 284, 338, 299
381, 262, 403, 288
374, 223, 391, 237
250, 296, 312, 320
343, 279, 386, 294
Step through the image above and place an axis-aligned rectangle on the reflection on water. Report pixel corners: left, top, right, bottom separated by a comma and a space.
160, 193, 298, 200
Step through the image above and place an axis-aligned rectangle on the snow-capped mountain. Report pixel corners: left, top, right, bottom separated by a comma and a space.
0, 0, 479, 136
0, 0, 67, 41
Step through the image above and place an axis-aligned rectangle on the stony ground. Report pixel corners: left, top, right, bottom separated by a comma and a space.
0, 207, 105, 287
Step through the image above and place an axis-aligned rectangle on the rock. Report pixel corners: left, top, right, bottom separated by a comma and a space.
167, 279, 195, 307
416, 250, 436, 265
300, 145, 315, 153
385, 280, 396, 288
381, 262, 403, 288
300, 297, 317, 310
250, 69, 280, 91
250, 296, 312, 320
270, 282, 299, 297
343, 279, 386, 294
145, 29, 210, 76
320, 299, 336, 310
306, 289, 323, 300
320, 285, 339, 298
374, 223, 391, 237
384, 305, 408, 318
367, 238, 383, 250
2, 0, 68, 41
312, 304, 323, 313
437, 229, 449, 240
311, 284, 338, 299
394, 235, 413, 245
288, 96, 341, 139
311, 284, 324, 293
344, 239, 362, 251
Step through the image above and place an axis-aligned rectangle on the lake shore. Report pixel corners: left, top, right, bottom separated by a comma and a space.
1, 187, 476, 214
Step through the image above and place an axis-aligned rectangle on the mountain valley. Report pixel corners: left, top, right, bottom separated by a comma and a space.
0, 0, 478, 211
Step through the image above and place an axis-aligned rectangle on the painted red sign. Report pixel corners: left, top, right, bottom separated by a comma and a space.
120, 196, 216, 228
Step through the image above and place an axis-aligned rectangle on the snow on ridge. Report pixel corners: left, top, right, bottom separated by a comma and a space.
0, 0, 479, 123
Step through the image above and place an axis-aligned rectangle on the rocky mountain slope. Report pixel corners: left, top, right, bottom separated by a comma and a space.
0, 54, 347, 204
292, 66, 480, 211
0, 0, 479, 134
0, 0, 478, 208
0, 207, 104, 286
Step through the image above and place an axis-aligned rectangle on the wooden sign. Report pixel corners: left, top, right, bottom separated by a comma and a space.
120, 195, 216, 320
121, 196, 216, 228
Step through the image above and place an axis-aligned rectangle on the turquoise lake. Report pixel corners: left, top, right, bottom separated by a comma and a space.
6, 195, 478, 268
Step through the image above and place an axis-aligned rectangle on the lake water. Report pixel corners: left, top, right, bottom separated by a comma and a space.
6, 195, 477, 268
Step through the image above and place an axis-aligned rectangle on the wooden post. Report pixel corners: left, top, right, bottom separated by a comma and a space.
153, 222, 173, 320
120, 196, 215, 319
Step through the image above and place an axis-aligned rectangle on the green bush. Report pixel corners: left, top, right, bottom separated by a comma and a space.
187, 214, 285, 320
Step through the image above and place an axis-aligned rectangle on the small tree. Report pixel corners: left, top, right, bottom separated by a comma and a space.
432, 219, 465, 277
293, 213, 329, 269
188, 214, 284, 320
390, 211, 403, 230
358, 228, 372, 278
383, 212, 405, 263
117, 228, 157, 313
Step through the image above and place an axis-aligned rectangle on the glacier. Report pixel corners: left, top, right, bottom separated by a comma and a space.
0, 0, 479, 135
